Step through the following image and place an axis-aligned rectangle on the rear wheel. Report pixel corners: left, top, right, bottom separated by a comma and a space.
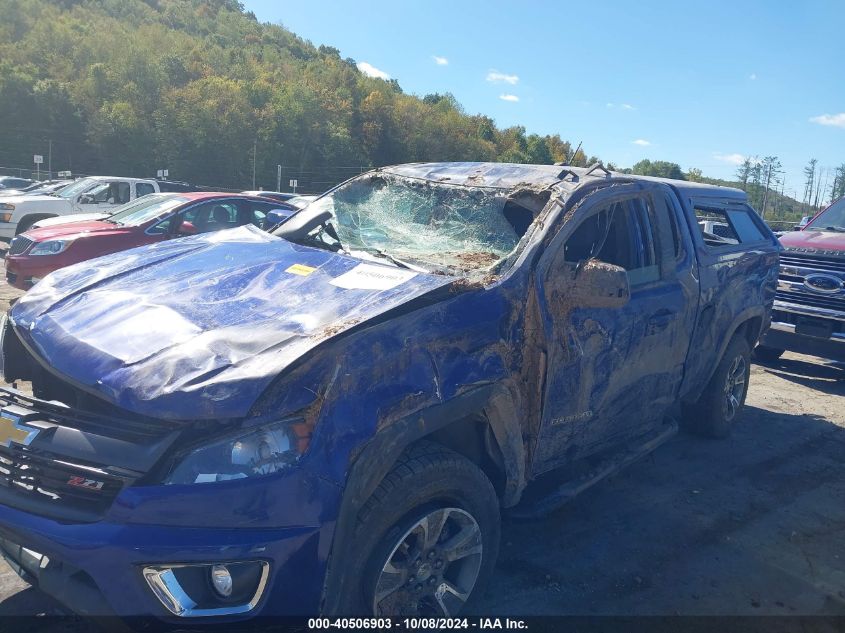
682, 336, 751, 438
752, 345, 783, 362
332, 442, 500, 616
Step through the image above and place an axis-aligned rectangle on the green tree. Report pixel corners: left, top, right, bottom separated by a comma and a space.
631, 159, 686, 180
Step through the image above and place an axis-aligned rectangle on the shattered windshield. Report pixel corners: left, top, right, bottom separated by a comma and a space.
304, 173, 532, 274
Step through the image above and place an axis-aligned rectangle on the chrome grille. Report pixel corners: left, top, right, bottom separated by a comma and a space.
780, 252, 845, 274
0, 444, 127, 521
8, 236, 33, 256
776, 251, 845, 314
775, 289, 845, 312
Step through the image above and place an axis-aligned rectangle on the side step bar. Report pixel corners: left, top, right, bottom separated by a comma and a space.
508, 421, 678, 520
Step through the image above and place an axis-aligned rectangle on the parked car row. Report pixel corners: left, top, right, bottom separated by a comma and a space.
0, 162, 781, 621
0, 176, 37, 191
5, 192, 300, 289
0, 179, 72, 198
1, 176, 319, 289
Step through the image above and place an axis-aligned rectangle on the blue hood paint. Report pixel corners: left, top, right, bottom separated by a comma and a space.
10, 226, 455, 420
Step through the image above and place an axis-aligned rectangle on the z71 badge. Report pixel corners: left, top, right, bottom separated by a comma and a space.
67, 476, 105, 491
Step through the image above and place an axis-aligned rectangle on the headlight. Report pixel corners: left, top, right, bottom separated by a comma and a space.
29, 240, 73, 256
0, 203, 14, 212
164, 420, 309, 485
0, 212, 12, 222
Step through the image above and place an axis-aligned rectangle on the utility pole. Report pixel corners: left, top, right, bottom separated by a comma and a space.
252, 140, 257, 189
761, 162, 773, 218
276, 164, 282, 192
48, 139, 52, 180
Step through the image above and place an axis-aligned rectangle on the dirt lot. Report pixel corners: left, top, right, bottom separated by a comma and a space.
0, 252, 842, 626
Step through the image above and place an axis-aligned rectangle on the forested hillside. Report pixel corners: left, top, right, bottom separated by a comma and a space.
0, 0, 599, 190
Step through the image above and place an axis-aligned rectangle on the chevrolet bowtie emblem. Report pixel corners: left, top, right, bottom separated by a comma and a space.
0, 414, 39, 448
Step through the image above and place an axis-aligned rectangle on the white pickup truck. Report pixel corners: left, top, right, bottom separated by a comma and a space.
0, 176, 194, 240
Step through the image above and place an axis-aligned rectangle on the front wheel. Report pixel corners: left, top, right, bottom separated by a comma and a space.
333, 442, 500, 616
682, 336, 751, 438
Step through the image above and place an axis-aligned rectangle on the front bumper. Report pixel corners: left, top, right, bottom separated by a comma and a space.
4, 255, 58, 290
0, 488, 335, 619
0, 387, 341, 620
761, 301, 845, 362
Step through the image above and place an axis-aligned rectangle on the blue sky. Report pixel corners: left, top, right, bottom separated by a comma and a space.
245, 0, 844, 200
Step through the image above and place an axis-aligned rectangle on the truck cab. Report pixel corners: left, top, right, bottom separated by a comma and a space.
0, 163, 778, 619
758, 196, 845, 362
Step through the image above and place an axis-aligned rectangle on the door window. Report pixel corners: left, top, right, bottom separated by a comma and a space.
151, 200, 239, 235
237, 200, 284, 229
693, 203, 766, 248
563, 196, 661, 287
91, 182, 130, 204
136, 182, 156, 198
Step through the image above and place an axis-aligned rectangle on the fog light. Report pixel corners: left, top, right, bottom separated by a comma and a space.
143, 560, 269, 617
210, 564, 233, 598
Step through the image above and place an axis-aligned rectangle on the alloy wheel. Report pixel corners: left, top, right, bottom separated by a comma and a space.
372, 507, 483, 616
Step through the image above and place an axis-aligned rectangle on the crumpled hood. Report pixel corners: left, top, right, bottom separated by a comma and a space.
10, 226, 455, 420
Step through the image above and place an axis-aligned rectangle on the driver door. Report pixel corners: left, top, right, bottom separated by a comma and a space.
531, 184, 692, 475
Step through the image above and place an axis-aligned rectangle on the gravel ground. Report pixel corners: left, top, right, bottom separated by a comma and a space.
0, 251, 842, 625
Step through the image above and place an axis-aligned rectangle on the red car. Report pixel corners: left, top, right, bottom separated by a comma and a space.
5, 192, 295, 290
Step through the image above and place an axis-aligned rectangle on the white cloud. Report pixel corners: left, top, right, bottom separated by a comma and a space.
809, 113, 845, 128
499, 94, 519, 102
607, 102, 635, 110
356, 61, 390, 80
749, 73, 757, 80
433, 56, 449, 66
713, 152, 747, 165
486, 70, 519, 85
632, 139, 651, 146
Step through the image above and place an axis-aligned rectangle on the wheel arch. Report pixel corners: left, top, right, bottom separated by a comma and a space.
684, 307, 764, 403
320, 382, 525, 614
15, 213, 57, 234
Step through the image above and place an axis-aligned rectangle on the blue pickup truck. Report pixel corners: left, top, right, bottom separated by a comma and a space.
0, 162, 778, 620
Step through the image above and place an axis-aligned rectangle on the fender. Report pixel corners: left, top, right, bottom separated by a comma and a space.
683, 305, 765, 402
320, 381, 526, 614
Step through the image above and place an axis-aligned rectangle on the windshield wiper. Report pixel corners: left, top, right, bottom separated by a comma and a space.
823, 226, 845, 232
369, 248, 428, 272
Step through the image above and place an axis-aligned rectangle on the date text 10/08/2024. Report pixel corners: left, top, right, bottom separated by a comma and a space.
307, 618, 529, 629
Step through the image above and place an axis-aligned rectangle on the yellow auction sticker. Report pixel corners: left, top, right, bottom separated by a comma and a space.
285, 263, 316, 276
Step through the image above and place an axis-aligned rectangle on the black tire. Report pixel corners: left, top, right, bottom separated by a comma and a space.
332, 441, 500, 616
752, 345, 784, 362
682, 336, 751, 439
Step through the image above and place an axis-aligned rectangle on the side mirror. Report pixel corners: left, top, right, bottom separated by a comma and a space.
79, 194, 94, 204
569, 259, 630, 308
178, 221, 198, 235
265, 207, 298, 229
